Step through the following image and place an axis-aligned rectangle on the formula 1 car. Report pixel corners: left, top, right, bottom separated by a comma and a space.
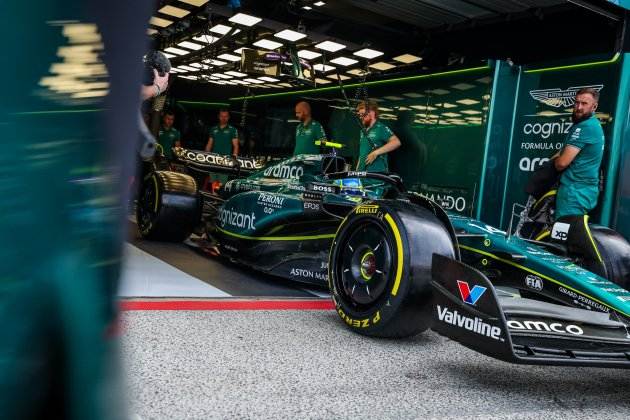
137, 149, 630, 368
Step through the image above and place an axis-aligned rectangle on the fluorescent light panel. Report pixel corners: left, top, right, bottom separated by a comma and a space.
150, 17, 173, 27
178, 0, 209, 6
229, 13, 262, 27
217, 53, 241, 62
354, 48, 383, 59
225, 71, 247, 77
274, 29, 307, 42
164, 47, 189, 55
393, 54, 422, 64
313, 63, 335, 72
253, 39, 283, 50
297, 49, 321, 60
178, 41, 204, 50
258, 76, 280, 82
369, 62, 395, 71
158, 5, 190, 18
315, 40, 346, 52
193, 34, 218, 44
330, 56, 358, 66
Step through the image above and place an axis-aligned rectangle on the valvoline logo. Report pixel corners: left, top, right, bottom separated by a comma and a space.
457, 280, 487, 305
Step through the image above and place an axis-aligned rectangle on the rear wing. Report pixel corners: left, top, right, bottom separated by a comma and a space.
173, 148, 266, 175
431, 254, 630, 368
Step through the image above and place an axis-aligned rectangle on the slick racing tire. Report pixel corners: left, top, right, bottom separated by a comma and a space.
590, 226, 630, 290
329, 200, 456, 338
137, 171, 199, 242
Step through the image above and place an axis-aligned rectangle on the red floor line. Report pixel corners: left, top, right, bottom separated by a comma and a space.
119, 299, 336, 311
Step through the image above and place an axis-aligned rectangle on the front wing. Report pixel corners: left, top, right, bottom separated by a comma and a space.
431, 254, 630, 368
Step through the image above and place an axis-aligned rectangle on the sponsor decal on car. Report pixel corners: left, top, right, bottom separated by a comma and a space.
507, 319, 584, 335
257, 192, 286, 212
436, 305, 502, 340
263, 164, 304, 179
303, 202, 320, 211
309, 183, 337, 193
290, 268, 328, 281
355, 204, 379, 215
525, 274, 544, 292
558, 286, 610, 312
457, 280, 487, 305
551, 222, 570, 241
218, 208, 256, 230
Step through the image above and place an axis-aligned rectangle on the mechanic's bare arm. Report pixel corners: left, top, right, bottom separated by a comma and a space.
232, 137, 240, 156
554, 145, 580, 171
140, 69, 169, 100
205, 137, 214, 152
365, 135, 401, 165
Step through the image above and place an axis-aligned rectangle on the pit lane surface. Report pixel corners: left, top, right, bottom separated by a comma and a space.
122, 308, 630, 419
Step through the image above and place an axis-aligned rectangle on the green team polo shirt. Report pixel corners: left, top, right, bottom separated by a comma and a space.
293, 120, 326, 156
556, 114, 604, 219
209, 124, 238, 155
357, 120, 394, 172
158, 126, 180, 159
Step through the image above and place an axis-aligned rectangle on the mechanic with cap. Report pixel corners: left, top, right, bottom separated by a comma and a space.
551, 87, 605, 275
205, 109, 239, 156
157, 110, 181, 160
355, 99, 401, 172
293, 101, 327, 156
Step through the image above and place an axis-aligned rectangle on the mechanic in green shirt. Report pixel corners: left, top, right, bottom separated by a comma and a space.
355, 100, 401, 172
205, 109, 239, 156
157, 110, 181, 160
551, 87, 605, 275
293, 101, 327, 156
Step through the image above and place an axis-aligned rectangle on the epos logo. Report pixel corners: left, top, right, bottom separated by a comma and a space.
457, 280, 487, 305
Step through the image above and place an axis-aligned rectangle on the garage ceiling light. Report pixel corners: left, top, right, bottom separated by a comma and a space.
297, 50, 321, 60
193, 34, 218, 44
313, 63, 335, 72
258, 76, 280, 82
451, 83, 475, 90
347, 68, 367, 76
425, 88, 450, 95
202, 59, 228, 66
302, 6, 312, 10
218, 53, 241, 62
278, 82, 292, 87
150, 17, 173, 28
402, 92, 424, 98
177, 65, 198, 72
315, 78, 332, 84
234, 47, 248, 54
393, 54, 422, 64
164, 47, 189, 55
253, 39, 283, 50
229, 13, 262, 27
178, 41, 204, 50
410, 105, 436, 111
190, 62, 203, 68
327, 73, 350, 80
457, 99, 480, 105
158, 5, 190, 18
354, 48, 383, 60
212, 73, 233, 79
330, 56, 358, 67
147, 28, 158, 36
477, 76, 492, 84
314, 1, 326, 6
315, 40, 346, 52
225, 70, 247, 77
441, 112, 461, 117
461, 110, 482, 115
383, 95, 404, 100
210, 24, 233, 35
244, 78, 264, 84
441, 102, 457, 108
275, 29, 307, 42
161, 51, 176, 59
178, 0, 209, 6
169, 68, 181, 73
369, 62, 395, 71
233, 80, 252, 85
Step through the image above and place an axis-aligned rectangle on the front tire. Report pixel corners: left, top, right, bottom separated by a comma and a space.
329, 201, 456, 338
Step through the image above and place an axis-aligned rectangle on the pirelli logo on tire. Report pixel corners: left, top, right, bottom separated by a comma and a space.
355, 204, 379, 215
336, 306, 381, 328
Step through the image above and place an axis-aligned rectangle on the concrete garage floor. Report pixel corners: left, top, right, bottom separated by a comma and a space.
121, 308, 630, 420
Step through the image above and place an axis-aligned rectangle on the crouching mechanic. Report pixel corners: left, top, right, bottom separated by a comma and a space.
355, 100, 401, 172
550, 87, 605, 276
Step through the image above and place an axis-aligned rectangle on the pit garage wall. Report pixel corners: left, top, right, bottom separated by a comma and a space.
492, 54, 625, 232
611, 54, 630, 239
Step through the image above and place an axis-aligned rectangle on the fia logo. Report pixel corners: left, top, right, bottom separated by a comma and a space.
529, 85, 603, 108
457, 280, 487, 305
525, 275, 544, 292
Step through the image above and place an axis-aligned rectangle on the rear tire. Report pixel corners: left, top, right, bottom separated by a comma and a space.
137, 171, 199, 242
590, 226, 630, 290
328, 201, 456, 338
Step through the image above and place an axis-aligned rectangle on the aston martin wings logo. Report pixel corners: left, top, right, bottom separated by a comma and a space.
529, 85, 603, 108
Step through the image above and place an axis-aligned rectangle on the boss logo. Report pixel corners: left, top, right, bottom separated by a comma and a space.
311, 184, 335, 193
551, 222, 570, 241
525, 275, 543, 291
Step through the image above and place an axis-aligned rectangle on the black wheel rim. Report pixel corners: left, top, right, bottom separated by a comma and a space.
138, 178, 158, 231
337, 219, 393, 308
